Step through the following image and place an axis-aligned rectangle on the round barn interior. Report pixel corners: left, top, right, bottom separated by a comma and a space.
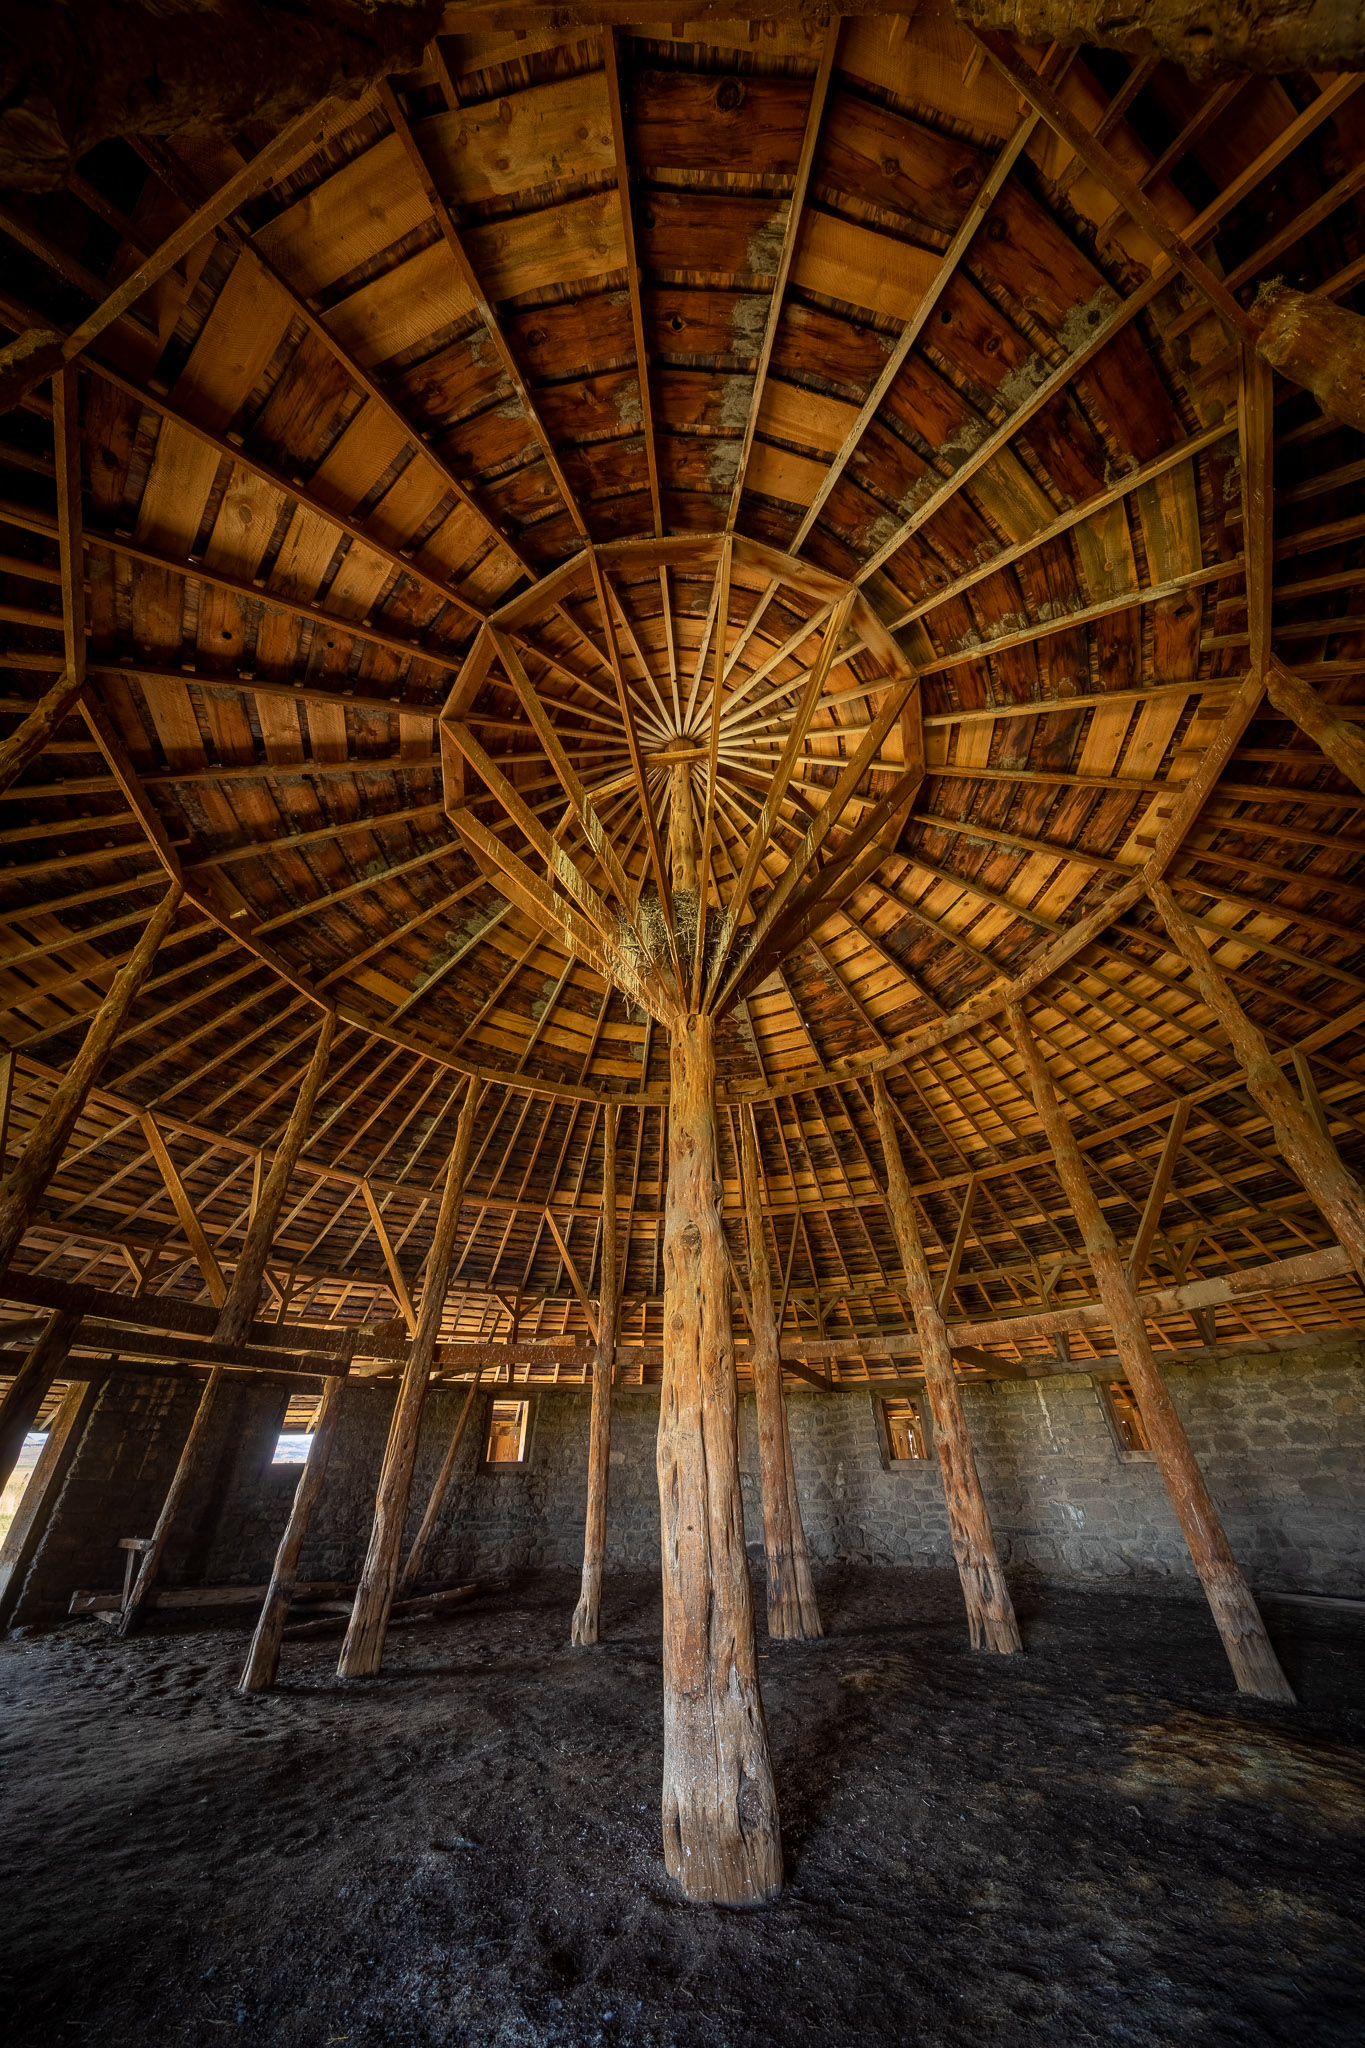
1, 2, 1364, 2042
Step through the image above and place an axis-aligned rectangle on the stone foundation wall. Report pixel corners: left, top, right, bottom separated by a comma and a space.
11, 1344, 1364, 1625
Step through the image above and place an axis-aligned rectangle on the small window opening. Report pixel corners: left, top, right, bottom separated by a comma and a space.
484, 1398, 530, 1467
0, 1432, 46, 1544
880, 1396, 929, 1463
1099, 1379, 1152, 1460
273, 1390, 323, 1466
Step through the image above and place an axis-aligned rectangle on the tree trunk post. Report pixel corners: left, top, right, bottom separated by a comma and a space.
0, 879, 183, 1278
214, 1011, 336, 1347
239, 1340, 354, 1694
119, 1364, 224, 1636
0, 1308, 80, 1492
1263, 659, 1365, 797
657, 1013, 782, 1904
871, 1075, 1022, 1654
572, 1103, 619, 1645
395, 1368, 487, 1597
1152, 879, 1365, 1283
338, 1078, 481, 1679
1008, 1001, 1294, 1702
739, 1105, 821, 1641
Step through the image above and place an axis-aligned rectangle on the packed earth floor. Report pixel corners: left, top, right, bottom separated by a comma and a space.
3, 1569, 1363, 2048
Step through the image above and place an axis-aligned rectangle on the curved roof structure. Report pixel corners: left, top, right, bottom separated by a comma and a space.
1, 4, 1363, 1382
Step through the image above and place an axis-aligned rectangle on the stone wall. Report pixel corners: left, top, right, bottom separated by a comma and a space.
11, 1343, 1364, 1625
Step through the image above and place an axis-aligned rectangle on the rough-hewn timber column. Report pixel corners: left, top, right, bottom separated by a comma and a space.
1253, 285, 1365, 438
871, 1075, 1021, 1654
338, 1078, 481, 1679
0, 1308, 79, 1493
239, 1342, 353, 1694
1263, 659, 1365, 799
1151, 881, 1365, 1281
120, 1010, 339, 1635
395, 1368, 487, 1597
1008, 1002, 1294, 1702
214, 1012, 337, 1346
658, 1013, 781, 1904
118, 1363, 223, 1637
0, 879, 182, 1279
739, 1107, 821, 1641
572, 1103, 619, 1646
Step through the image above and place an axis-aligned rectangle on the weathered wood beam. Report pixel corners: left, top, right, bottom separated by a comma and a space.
395, 1364, 490, 1596
1151, 881, 1365, 1285
0, 366, 85, 797
659, 1012, 781, 1903
851, 77, 1359, 592
741, 1106, 821, 1642
794, 102, 1041, 553
489, 626, 668, 983
338, 1078, 481, 1678
1127, 1101, 1189, 1283
871, 1075, 1021, 1653
0, 98, 343, 411
713, 668, 919, 1015
602, 28, 661, 539
950, 1, 1365, 77
362, 1180, 418, 1336
0, 1375, 101, 1627
571, 1104, 618, 1645
691, 538, 732, 1007
238, 1339, 355, 1692
139, 1114, 228, 1308
958, 1242, 1354, 1352
0, 881, 183, 1279
1264, 658, 1365, 797
117, 1356, 226, 1636
705, 593, 854, 1006
972, 33, 1256, 341
726, 19, 840, 527
1008, 1001, 1293, 1701
1253, 283, 1365, 435
543, 1209, 600, 1347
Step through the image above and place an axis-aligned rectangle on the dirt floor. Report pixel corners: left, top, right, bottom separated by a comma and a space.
2, 1568, 1363, 2048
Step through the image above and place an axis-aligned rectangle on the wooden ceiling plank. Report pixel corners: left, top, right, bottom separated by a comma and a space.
0, 99, 344, 414
791, 101, 1042, 555
379, 77, 591, 547
133, 133, 533, 581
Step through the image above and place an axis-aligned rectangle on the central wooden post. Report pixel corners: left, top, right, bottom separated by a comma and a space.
739, 1107, 821, 1640
338, 1078, 481, 1679
658, 1013, 781, 1904
1009, 1002, 1293, 1702
572, 1103, 619, 1645
871, 1075, 1022, 1653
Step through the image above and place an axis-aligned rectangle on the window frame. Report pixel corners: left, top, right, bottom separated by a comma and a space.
480, 1394, 535, 1473
873, 1391, 932, 1471
1096, 1377, 1154, 1462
